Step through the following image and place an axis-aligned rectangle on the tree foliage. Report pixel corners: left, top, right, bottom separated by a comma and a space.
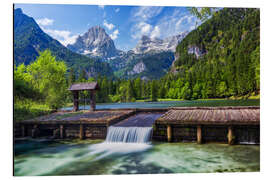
15, 50, 68, 109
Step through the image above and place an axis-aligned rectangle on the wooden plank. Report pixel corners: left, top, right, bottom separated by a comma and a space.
197, 125, 202, 144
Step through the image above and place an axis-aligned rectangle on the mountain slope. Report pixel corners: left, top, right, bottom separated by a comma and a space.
114, 51, 175, 79
14, 8, 113, 78
170, 8, 260, 98
66, 25, 187, 79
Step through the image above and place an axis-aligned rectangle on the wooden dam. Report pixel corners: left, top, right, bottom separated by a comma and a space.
15, 106, 260, 145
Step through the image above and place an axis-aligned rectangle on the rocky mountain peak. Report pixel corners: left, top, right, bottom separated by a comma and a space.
67, 26, 119, 58
132, 31, 188, 54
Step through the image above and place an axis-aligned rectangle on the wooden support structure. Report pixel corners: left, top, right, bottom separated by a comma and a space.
21, 125, 25, 137
197, 125, 202, 144
73, 91, 79, 111
167, 125, 172, 142
80, 124, 84, 140
90, 90, 96, 111
31, 125, 39, 138
69, 82, 99, 112
228, 126, 234, 145
60, 125, 64, 139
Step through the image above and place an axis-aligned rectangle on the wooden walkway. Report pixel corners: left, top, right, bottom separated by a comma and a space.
156, 106, 260, 125
21, 110, 136, 125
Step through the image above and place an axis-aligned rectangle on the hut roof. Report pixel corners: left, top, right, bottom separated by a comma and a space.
68, 82, 99, 91
156, 106, 260, 125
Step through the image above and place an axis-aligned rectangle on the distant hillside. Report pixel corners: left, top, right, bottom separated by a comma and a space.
14, 8, 113, 78
169, 8, 260, 98
66, 26, 186, 80
113, 51, 174, 80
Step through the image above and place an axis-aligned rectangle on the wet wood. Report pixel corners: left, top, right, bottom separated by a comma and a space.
73, 91, 79, 111
197, 125, 202, 144
167, 125, 172, 142
21, 125, 25, 137
80, 124, 84, 140
60, 125, 64, 139
228, 126, 234, 145
31, 125, 39, 138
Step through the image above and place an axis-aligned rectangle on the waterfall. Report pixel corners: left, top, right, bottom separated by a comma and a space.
105, 126, 153, 143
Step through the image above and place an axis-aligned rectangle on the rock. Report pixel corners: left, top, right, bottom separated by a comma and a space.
67, 26, 121, 58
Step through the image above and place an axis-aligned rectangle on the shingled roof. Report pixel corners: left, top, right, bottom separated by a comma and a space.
156, 106, 260, 125
68, 82, 99, 91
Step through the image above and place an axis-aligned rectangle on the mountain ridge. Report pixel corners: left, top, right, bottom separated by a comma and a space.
14, 8, 114, 78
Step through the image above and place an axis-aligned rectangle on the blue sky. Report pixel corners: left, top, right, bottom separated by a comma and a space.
15, 4, 200, 51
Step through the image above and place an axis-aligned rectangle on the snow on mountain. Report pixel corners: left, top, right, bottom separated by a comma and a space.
67, 26, 121, 58
132, 31, 188, 54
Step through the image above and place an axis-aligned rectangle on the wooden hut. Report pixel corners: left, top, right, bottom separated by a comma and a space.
68, 82, 100, 111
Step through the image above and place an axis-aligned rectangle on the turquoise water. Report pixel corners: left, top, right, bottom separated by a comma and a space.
14, 139, 260, 176
62, 99, 260, 110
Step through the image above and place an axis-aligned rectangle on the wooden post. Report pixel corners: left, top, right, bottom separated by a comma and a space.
73, 91, 79, 111
80, 124, 84, 140
60, 125, 64, 139
197, 125, 202, 144
228, 126, 234, 145
21, 125, 25, 137
31, 125, 39, 138
167, 125, 172, 142
90, 90, 96, 111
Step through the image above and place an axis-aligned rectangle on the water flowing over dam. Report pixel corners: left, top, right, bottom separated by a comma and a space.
105, 113, 162, 143
105, 126, 153, 143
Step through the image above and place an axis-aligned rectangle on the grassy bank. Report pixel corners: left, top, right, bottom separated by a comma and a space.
14, 98, 53, 122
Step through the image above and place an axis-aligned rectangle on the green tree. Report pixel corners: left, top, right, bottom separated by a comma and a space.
68, 68, 76, 86
27, 50, 68, 109
150, 80, 158, 101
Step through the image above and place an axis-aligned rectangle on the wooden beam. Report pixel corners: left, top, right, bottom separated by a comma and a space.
80, 124, 84, 140
31, 125, 39, 138
60, 125, 64, 139
73, 91, 79, 111
21, 125, 25, 137
167, 125, 172, 142
197, 125, 202, 144
90, 90, 96, 111
228, 126, 234, 145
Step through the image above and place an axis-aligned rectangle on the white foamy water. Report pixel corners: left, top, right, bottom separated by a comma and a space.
86, 126, 154, 160
105, 126, 153, 143
88, 142, 152, 160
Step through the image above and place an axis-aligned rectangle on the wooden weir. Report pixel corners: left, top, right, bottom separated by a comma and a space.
154, 106, 260, 145
15, 107, 260, 145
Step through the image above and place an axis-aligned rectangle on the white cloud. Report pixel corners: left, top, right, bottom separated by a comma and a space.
103, 20, 115, 30
42, 28, 78, 46
133, 6, 163, 21
131, 22, 153, 39
152, 9, 199, 39
130, 6, 164, 40
150, 26, 160, 39
36, 18, 54, 26
139, 22, 152, 34
115, 8, 120, 13
98, 5, 105, 9
110, 29, 119, 40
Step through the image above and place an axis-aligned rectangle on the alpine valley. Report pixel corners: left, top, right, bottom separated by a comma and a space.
67, 26, 188, 79
14, 7, 260, 100
14, 8, 187, 80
